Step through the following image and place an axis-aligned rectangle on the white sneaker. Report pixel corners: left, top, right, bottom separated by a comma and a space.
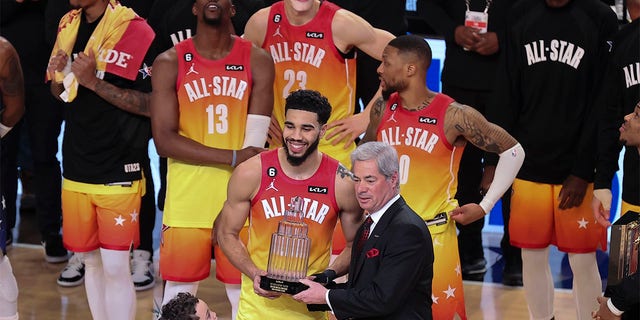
57, 253, 85, 287
131, 250, 155, 291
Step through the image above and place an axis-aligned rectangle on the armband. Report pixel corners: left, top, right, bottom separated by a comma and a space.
231, 150, 237, 168
479, 143, 525, 214
243, 114, 270, 148
311, 269, 337, 285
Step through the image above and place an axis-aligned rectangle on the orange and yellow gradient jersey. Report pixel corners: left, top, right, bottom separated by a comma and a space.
377, 93, 468, 319
237, 149, 340, 319
376, 93, 464, 232
262, 1, 357, 166
164, 36, 253, 228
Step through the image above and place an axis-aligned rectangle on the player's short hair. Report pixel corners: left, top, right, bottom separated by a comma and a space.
388, 34, 432, 70
159, 292, 200, 320
285, 89, 332, 125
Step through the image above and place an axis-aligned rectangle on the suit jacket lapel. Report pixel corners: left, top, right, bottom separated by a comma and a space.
350, 197, 406, 284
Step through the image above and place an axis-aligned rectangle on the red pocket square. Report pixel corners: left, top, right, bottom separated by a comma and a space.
366, 248, 379, 258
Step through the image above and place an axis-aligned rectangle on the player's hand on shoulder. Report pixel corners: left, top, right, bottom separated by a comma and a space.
326, 112, 369, 149
237, 146, 266, 166
449, 203, 486, 225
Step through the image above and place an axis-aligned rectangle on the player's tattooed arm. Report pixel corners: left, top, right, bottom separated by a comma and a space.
359, 96, 386, 144
94, 80, 150, 117
337, 163, 356, 181
445, 102, 517, 153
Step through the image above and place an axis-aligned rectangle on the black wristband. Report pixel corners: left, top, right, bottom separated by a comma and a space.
312, 269, 337, 285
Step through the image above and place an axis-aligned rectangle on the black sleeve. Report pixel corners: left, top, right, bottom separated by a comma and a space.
593, 56, 624, 189
608, 272, 640, 312
570, 8, 619, 181
417, 0, 457, 41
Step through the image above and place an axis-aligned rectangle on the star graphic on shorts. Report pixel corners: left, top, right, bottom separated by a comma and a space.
130, 210, 139, 223
432, 294, 439, 304
433, 237, 443, 247
577, 217, 589, 229
454, 263, 461, 276
114, 215, 126, 226
443, 285, 456, 299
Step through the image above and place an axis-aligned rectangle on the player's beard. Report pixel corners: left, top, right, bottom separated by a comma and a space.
283, 134, 320, 167
382, 88, 393, 101
381, 78, 407, 100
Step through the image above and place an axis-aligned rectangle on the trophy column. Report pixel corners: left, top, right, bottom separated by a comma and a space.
260, 196, 312, 294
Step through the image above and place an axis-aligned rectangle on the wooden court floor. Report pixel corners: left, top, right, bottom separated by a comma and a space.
8, 244, 580, 320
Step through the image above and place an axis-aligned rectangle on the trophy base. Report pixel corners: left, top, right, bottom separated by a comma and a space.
260, 276, 309, 294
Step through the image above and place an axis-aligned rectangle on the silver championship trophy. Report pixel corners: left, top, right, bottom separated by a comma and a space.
260, 196, 311, 294
607, 211, 640, 286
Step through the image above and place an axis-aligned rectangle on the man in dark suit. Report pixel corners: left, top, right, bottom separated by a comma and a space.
293, 141, 434, 320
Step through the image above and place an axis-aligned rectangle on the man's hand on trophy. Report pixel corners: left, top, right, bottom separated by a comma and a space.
252, 271, 282, 299
293, 279, 329, 305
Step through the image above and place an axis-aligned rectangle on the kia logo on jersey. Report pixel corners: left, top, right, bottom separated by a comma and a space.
308, 186, 328, 194
225, 64, 244, 71
306, 31, 324, 39
419, 117, 437, 124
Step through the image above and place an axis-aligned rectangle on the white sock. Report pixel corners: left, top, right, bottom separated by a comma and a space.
568, 252, 601, 320
225, 283, 241, 320
162, 281, 199, 306
101, 248, 136, 320
522, 248, 554, 320
84, 250, 107, 320
0, 256, 18, 319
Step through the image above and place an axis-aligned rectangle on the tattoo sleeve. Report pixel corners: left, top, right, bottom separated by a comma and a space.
94, 80, 150, 117
449, 103, 516, 154
372, 97, 385, 118
337, 164, 355, 180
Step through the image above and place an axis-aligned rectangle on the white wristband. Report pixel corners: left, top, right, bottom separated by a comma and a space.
0, 122, 12, 138
243, 114, 270, 148
479, 143, 525, 214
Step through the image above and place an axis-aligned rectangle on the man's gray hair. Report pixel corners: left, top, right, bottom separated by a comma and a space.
351, 142, 400, 189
